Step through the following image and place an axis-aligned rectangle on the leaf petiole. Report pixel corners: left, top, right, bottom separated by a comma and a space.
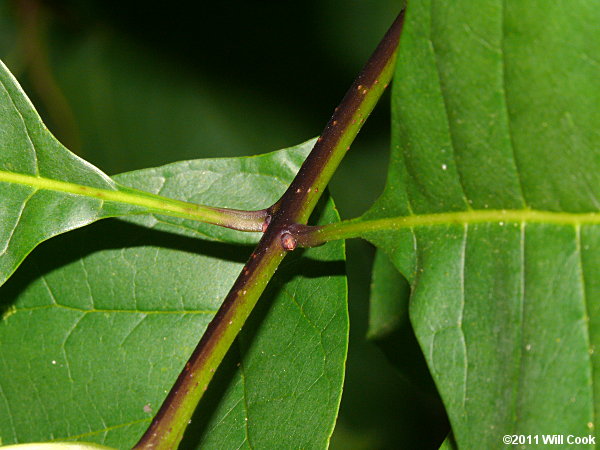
0, 169, 268, 232
291, 208, 600, 247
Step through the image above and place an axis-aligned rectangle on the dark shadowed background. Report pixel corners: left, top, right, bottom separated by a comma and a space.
0, 1, 448, 447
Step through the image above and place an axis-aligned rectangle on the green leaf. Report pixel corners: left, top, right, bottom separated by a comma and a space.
360, 0, 600, 446
438, 434, 458, 450
189, 206, 346, 449
0, 58, 291, 289
0, 59, 136, 287
112, 146, 311, 245
367, 249, 409, 340
0, 148, 347, 448
367, 249, 440, 400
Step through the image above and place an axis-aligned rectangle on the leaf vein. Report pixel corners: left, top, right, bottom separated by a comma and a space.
48, 417, 150, 442
237, 341, 254, 450
0, 188, 37, 257
0, 374, 17, 443
500, 0, 528, 206
61, 314, 86, 383
0, 76, 39, 175
575, 224, 596, 430
459, 224, 468, 410
428, 4, 472, 209
119, 314, 148, 347
515, 221, 526, 430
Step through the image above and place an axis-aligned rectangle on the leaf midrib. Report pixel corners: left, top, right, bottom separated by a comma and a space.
6, 168, 599, 235
320, 208, 600, 242
0, 169, 229, 224
386, 209, 600, 227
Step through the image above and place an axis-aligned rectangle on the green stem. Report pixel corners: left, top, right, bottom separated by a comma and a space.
293, 208, 600, 247
134, 231, 286, 450
269, 12, 405, 224
0, 170, 267, 232
133, 9, 406, 450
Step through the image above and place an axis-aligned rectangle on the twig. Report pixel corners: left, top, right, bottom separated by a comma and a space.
134, 9, 406, 449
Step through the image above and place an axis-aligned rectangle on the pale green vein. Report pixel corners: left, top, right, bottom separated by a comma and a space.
513, 221, 526, 435
0, 188, 37, 256
500, 0, 528, 207
458, 224, 468, 411
0, 379, 17, 442
574, 224, 596, 430
48, 417, 151, 443
0, 74, 39, 176
310, 209, 600, 244
429, 3, 472, 210
0, 170, 264, 231
237, 342, 253, 450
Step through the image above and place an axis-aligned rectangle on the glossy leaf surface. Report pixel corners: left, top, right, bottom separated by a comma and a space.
0, 147, 347, 448
0, 59, 272, 289
0, 60, 139, 287
362, 1, 600, 447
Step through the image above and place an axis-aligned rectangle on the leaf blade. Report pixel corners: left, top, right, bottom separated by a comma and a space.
361, 0, 600, 446
0, 146, 347, 449
0, 58, 293, 288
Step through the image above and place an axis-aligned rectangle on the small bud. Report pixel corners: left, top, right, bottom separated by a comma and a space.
281, 232, 297, 251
